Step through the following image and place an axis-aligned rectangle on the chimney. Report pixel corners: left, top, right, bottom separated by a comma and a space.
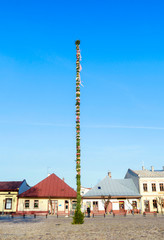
108, 172, 111, 178
142, 166, 145, 170
151, 166, 154, 172
48, 173, 50, 177
62, 178, 65, 182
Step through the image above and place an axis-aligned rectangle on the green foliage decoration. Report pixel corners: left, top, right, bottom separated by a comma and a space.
72, 40, 84, 224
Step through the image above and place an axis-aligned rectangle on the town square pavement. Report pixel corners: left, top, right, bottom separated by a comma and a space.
0, 214, 164, 239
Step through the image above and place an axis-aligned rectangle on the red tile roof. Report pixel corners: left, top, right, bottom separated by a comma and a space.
19, 174, 77, 198
0, 181, 23, 191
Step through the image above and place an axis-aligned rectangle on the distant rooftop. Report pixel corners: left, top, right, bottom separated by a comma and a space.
129, 166, 164, 178
0, 181, 23, 191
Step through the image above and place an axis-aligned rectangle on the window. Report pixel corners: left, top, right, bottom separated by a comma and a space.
25, 200, 30, 208
5, 198, 12, 209
71, 201, 77, 210
153, 199, 157, 208
144, 200, 149, 212
119, 201, 125, 210
93, 201, 98, 207
143, 183, 147, 192
34, 200, 39, 208
159, 183, 164, 191
152, 183, 156, 191
132, 201, 137, 209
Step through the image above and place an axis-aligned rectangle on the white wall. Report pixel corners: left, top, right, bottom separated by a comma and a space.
82, 198, 140, 212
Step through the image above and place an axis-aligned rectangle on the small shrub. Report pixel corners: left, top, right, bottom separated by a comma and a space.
72, 209, 84, 224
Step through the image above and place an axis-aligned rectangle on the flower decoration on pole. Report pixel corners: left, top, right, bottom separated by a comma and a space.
72, 40, 84, 224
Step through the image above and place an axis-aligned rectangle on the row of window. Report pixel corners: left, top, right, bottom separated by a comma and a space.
4, 199, 74, 210
143, 183, 164, 192
86, 200, 138, 209
3, 199, 39, 210
145, 199, 164, 209
25, 200, 38, 208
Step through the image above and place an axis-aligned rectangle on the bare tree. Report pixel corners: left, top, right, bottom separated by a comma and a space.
101, 195, 111, 214
156, 197, 164, 214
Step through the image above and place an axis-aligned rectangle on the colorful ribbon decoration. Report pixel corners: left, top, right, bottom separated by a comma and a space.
75, 40, 82, 214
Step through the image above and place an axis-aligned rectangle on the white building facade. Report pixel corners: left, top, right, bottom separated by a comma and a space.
125, 167, 164, 213
83, 174, 141, 215
82, 198, 140, 215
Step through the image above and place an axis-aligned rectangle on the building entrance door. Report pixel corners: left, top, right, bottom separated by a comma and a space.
49, 200, 58, 215
119, 201, 125, 212
93, 201, 99, 213
65, 200, 69, 215
144, 200, 150, 212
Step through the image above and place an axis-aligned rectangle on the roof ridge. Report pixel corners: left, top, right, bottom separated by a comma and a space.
19, 173, 76, 198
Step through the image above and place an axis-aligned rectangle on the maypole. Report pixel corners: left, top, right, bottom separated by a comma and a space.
72, 40, 84, 224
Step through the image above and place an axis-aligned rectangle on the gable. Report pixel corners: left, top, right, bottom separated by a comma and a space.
19, 180, 31, 194
19, 174, 77, 198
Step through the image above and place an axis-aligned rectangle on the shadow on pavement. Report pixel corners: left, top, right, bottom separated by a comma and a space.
0, 215, 46, 223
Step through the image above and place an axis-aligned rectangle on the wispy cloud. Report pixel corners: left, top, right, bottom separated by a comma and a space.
82, 125, 164, 130
1, 121, 164, 130
27, 122, 73, 127
0, 121, 73, 128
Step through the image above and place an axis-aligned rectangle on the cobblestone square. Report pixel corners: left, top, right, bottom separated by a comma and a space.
0, 215, 164, 240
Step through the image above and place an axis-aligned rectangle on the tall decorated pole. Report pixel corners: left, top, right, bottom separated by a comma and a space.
73, 40, 84, 224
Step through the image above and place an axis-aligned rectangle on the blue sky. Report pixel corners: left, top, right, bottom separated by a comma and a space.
0, 0, 164, 189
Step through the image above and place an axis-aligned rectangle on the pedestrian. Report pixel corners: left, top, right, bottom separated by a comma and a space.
87, 207, 91, 218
